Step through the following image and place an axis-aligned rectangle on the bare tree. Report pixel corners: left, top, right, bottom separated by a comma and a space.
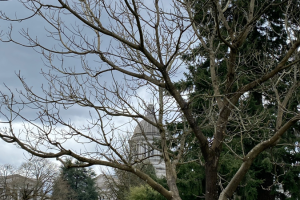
0, 1, 300, 200
0, 165, 18, 199
0, 158, 58, 200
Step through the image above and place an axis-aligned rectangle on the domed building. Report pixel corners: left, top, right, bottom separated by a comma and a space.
130, 104, 166, 178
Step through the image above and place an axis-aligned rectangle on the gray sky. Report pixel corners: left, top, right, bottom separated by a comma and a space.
0, 0, 187, 171
0, 1, 101, 168
0, 0, 47, 167
0, 0, 141, 170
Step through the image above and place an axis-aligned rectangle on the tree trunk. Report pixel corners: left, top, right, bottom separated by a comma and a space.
205, 155, 219, 200
165, 161, 182, 200
167, 176, 182, 200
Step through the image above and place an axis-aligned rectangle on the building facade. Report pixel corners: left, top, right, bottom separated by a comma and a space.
96, 104, 166, 199
0, 174, 40, 200
130, 104, 166, 178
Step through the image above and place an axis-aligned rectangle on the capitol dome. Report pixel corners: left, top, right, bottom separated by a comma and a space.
133, 104, 159, 136
130, 104, 166, 178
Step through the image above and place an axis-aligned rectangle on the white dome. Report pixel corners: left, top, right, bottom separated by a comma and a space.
130, 104, 166, 178
133, 105, 159, 135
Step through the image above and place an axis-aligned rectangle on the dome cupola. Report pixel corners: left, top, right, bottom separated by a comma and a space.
133, 104, 159, 136
130, 104, 166, 178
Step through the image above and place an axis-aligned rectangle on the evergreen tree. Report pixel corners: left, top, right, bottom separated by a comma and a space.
52, 176, 78, 200
52, 160, 98, 200
172, 0, 300, 199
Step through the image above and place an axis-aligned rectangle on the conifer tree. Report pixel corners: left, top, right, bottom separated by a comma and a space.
174, 0, 300, 199
52, 161, 98, 200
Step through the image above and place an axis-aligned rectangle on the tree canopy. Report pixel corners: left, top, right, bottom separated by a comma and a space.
0, 158, 57, 200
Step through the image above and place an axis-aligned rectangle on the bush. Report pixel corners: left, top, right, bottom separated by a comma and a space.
127, 185, 165, 200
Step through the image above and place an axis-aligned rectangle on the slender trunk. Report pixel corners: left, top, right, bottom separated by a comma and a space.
158, 86, 181, 200
205, 154, 219, 200
165, 162, 181, 200
168, 178, 181, 200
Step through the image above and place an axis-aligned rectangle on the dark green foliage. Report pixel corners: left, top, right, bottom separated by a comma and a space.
170, 0, 300, 199
52, 176, 78, 200
52, 160, 99, 200
177, 162, 205, 200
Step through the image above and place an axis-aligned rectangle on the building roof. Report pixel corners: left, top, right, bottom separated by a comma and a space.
133, 104, 159, 136
0, 174, 37, 188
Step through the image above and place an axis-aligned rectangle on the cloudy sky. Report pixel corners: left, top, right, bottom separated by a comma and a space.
0, 0, 48, 167
0, 0, 106, 168
0, 0, 187, 173
0, 0, 149, 169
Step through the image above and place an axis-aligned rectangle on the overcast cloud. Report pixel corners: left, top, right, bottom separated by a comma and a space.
0, 0, 101, 168
0, 1, 44, 166
0, 1, 141, 169
0, 0, 187, 173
